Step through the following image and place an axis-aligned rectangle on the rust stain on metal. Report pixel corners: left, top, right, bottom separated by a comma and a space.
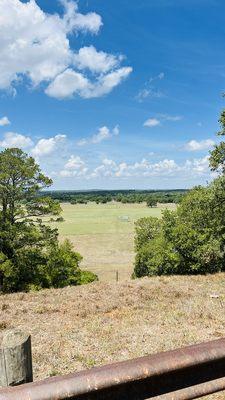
0, 339, 225, 399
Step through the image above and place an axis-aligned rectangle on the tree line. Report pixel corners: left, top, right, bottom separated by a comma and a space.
42, 190, 186, 206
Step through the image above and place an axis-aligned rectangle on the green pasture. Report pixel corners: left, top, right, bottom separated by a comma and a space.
52, 202, 163, 236
48, 202, 175, 281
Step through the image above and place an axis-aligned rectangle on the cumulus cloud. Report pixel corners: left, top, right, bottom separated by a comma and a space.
0, 132, 33, 148
90, 156, 210, 179
31, 134, 66, 157
46, 66, 132, 99
0, 116, 10, 126
60, 154, 88, 177
185, 139, 215, 151
77, 125, 119, 146
73, 46, 122, 74
0, 0, 131, 99
143, 118, 161, 128
45, 69, 89, 100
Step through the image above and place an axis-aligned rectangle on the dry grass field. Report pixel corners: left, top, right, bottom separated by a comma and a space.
50, 202, 176, 281
1, 274, 225, 398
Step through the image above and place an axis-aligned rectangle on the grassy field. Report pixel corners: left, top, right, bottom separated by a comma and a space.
1, 274, 224, 399
49, 202, 175, 281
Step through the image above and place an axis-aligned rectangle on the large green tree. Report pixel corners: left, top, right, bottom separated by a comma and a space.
0, 148, 97, 292
210, 109, 225, 173
134, 107, 225, 278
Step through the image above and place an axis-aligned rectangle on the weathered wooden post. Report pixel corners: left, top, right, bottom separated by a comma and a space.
0, 328, 33, 387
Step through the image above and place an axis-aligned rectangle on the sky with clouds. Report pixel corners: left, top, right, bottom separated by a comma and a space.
0, 0, 224, 189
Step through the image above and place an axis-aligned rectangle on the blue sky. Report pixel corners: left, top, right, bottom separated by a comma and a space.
0, 0, 224, 189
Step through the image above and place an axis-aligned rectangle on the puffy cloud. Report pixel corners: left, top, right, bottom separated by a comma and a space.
77, 125, 119, 146
0, 116, 10, 126
46, 66, 132, 99
73, 46, 122, 74
185, 139, 215, 151
60, 0, 102, 34
143, 118, 160, 128
0, 132, 33, 148
31, 134, 66, 157
60, 154, 88, 177
0, 0, 131, 99
64, 155, 85, 169
45, 69, 89, 100
90, 156, 210, 179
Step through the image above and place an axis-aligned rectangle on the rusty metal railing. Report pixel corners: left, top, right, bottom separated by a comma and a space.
1, 338, 225, 399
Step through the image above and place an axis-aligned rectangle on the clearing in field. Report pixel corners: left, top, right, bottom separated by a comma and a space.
49, 202, 175, 281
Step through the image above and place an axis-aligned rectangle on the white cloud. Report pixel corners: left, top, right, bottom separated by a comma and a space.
136, 72, 165, 102
64, 155, 85, 170
56, 153, 210, 181
77, 125, 119, 146
89, 155, 210, 180
46, 66, 132, 99
143, 114, 182, 128
0, 0, 131, 99
31, 134, 66, 157
73, 46, 122, 74
61, 0, 102, 34
60, 154, 88, 177
0, 132, 33, 148
143, 118, 161, 128
185, 139, 215, 151
45, 69, 89, 99
0, 116, 10, 126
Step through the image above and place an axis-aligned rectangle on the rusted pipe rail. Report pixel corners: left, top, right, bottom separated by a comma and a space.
1, 339, 225, 400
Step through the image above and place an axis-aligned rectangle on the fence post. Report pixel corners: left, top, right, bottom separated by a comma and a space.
0, 328, 33, 387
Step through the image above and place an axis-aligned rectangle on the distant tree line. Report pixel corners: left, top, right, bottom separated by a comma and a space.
41, 190, 186, 206
133, 107, 225, 278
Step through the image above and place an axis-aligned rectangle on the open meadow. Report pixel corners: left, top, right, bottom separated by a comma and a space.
50, 202, 175, 281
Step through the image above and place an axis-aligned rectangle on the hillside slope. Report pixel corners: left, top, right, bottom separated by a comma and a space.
1, 274, 225, 398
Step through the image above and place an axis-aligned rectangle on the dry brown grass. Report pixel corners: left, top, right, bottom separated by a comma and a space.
1, 274, 225, 399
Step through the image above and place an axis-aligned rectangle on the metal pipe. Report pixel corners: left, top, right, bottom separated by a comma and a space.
1, 339, 225, 400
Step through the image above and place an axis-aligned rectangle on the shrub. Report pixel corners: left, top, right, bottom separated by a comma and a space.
78, 270, 98, 285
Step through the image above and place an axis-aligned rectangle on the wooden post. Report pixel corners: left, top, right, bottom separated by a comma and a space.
0, 328, 33, 387
116, 270, 119, 282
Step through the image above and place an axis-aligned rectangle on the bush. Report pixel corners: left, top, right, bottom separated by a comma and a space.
78, 270, 98, 285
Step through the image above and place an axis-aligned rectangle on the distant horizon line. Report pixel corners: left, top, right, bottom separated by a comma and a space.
42, 188, 188, 192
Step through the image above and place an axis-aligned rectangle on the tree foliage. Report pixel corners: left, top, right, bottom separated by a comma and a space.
209, 109, 225, 173
134, 107, 225, 279
0, 148, 97, 292
134, 182, 225, 278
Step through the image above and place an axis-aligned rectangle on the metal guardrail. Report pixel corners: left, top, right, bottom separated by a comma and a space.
1, 339, 225, 400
